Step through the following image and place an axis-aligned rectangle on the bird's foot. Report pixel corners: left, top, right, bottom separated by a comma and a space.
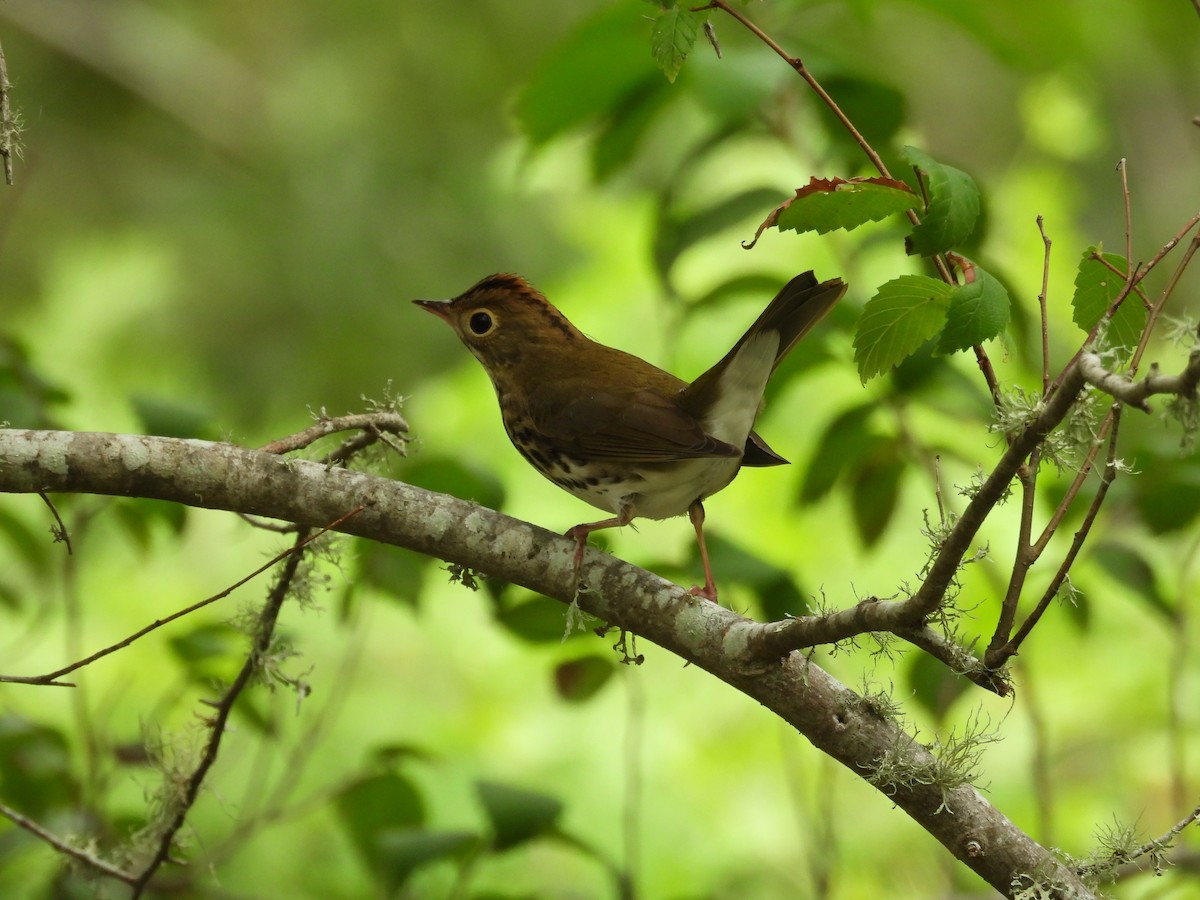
686, 582, 719, 603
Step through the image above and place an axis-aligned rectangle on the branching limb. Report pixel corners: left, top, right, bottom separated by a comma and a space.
131, 525, 314, 897
0, 429, 1094, 897
0, 510, 360, 688
988, 409, 1122, 668
1078, 349, 1200, 412
258, 411, 409, 456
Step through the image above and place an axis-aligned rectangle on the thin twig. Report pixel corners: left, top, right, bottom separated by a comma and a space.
258, 411, 409, 455
131, 524, 315, 896
0, 39, 15, 185
1036, 216, 1052, 392
1122, 796, 1200, 866
0, 507, 364, 687
37, 491, 72, 554
0, 800, 136, 884
1118, 159, 1132, 269
694, 1, 891, 179
995, 409, 1123, 665
1031, 411, 1111, 555
1130, 231, 1200, 375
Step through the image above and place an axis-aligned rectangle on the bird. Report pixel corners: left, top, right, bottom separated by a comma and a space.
414, 270, 847, 601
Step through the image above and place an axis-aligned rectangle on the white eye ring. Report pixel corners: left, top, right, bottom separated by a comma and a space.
468, 309, 496, 336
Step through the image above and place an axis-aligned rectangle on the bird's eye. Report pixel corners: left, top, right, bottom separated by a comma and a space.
468, 310, 495, 336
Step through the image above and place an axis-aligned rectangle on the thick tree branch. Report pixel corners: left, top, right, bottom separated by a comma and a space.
0, 428, 1092, 898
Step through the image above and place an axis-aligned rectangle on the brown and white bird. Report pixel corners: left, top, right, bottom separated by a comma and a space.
415, 270, 847, 600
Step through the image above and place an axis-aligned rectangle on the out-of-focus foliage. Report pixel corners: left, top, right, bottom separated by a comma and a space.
1, 0, 1199, 897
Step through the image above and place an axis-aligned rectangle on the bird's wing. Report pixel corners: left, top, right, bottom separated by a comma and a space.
532, 387, 742, 463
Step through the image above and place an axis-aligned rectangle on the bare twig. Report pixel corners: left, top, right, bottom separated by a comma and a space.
258, 411, 409, 456
1036, 216, 1052, 391
131, 524, 315, 896
37, 491, 72, 554
1118, 159, 1132, 268
0, 800, 136, 884
0, 39, 15, 185
1079, 349, 1200, 412
694, 0, 891, 179
1121, 796, 1200, 868
0, 508, 363, 687
991, 408, 1123, 666
1130, 230, 1200, 375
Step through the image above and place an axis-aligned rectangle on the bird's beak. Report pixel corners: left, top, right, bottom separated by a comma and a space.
413, 298, 453, 322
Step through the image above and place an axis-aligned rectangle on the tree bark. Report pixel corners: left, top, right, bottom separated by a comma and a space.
0, 428, 1094, 898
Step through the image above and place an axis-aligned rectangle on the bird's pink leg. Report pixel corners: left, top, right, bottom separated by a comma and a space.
565, 505, 634, 586
686, 501, 719, 602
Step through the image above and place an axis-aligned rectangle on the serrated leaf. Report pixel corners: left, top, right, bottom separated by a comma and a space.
1071, 247, 1146, 351
514, 1, 659, 145
902, 146, 980, 256
775, 177, 916, 236
650, 6, 707, 82
936, 267, 1011, 353
853, 275, 954, 382
476, 780, 563, 851
746, 177, 915, 246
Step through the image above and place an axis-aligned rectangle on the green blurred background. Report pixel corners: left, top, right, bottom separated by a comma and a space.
1, 1, 1199, 897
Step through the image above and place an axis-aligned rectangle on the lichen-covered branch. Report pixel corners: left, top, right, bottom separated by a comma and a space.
0, 427, 1092, 898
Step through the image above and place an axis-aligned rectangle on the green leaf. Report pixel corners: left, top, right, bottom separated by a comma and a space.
168, 622, 244, 684
337, 772, 452, 892
591, 77, 672, 181
372, 831, 478, 885
476, 780, 564, 851
677, 532, 807, 618
1134, 459, 1200, 533
114, 498, 188, 550
356, 541, 428, 608
406, 456, 506, 512
655, 187, 784, 281
650, 6, 708, 83
1091, 541, 1172, 621
497, 594, 584, 643
770, 177, 916, 237
935, 268, 1011, 353
1071, 247, 1146, 350
799, 403, 882, 503
853, 275, 954, 382
554, 655, 616, 703
902, 146, 981, 256
0, 717, 79, 817
131, 394, 216, 440
907, 652, 971, 724
850, 439, 906, 547
0, 506, 52, 575
814, 77, 908, 169
514, 1, 659, 145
